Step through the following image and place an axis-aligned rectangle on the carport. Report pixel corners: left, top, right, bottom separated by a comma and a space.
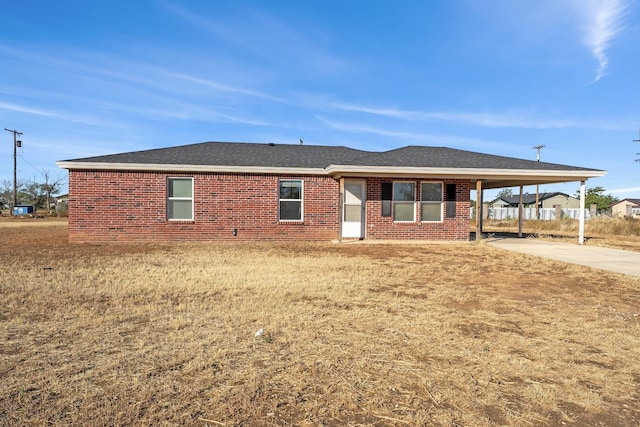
472, 166, 606, 244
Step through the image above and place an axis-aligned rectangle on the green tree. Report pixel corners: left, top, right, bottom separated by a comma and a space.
576, 186, 619, 213
496, 188, 513, 199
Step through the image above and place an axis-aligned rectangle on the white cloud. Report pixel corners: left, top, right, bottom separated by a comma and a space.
332, 103, 574, 129
330, 103, 633, 130
316, 116, 517, 151
169, 73, 287, 104
577, 0, 631, 81
0, 101, 112, 127
0, 101, 59, 118
608, 186, 640, 194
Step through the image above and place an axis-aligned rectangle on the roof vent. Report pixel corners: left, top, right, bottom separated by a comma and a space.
268, 142, 275, 147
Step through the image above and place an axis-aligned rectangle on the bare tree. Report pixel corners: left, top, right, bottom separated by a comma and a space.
0, 180, 13, 210
40, 170, 67, 213
0, 179, 27, 211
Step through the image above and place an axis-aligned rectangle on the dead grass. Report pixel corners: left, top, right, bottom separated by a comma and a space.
1, 220, 640, 426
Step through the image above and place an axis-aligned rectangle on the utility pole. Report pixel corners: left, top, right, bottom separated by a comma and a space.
4, 128, 23, 211
533, 144, 545, 220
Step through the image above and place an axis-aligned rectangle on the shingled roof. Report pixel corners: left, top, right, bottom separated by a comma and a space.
341, 146, 589, 171
494, 192, 576, 205
61, 141, 595, 170
62, 141, 370, 169
57, 141, 606, 189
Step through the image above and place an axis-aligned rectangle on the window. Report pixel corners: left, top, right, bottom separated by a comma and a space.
381, 182, 392, 217
167, 177, 193, 220
343, 182, 363, 222
279, 180, 303, 221
445, 183, 457, 218
393, 182, 415, 221
421, 182, 443, 222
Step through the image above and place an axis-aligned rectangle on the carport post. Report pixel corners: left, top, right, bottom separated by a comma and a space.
338, 177, 344, 243
579, 180, 586, 245
518, 186, 524, 238
475, 180, 482, 241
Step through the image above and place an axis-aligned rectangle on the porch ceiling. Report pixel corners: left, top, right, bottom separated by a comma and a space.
329, 166, 606, 189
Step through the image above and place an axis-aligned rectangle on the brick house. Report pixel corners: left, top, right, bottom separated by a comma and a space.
57, 141, 605, 243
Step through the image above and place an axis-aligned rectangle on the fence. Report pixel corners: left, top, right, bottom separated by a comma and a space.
473, 207, 592, 221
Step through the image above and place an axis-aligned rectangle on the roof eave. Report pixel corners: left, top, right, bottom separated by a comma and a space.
56, 162, 607, 187
56, 161, 328, 175
326, 165, 606, 179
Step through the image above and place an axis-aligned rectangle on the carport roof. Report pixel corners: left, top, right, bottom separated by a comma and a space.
57, 141, 605, 188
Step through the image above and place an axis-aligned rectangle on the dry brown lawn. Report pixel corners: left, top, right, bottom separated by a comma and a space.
1, 219, 640, 426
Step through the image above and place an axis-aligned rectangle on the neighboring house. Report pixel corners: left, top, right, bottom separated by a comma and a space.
489, 192, 580, 209
51, 193, 69, 209
611, 199, 640, 218
56, 141, 605, 243
55, 194, 69, 204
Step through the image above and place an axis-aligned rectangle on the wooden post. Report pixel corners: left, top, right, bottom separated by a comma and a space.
518, 186, 524, 238
475, 180, 482, 241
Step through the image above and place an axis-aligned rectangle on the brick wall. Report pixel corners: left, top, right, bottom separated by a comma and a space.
68, 171, 470, 242
364, 178, 471, 241
68, 170, 340, 242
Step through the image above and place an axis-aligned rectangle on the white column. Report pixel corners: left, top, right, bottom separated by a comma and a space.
518, 186, 524, 238
579, 180, 586, 245
475, 180, 482, 241
338, 177, 344, 243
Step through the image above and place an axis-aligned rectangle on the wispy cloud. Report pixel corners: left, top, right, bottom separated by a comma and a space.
169, 73, 287, 104
0, 100, 113, 127
0, 101, 60, 118
608, 186, 640, 194
578, 0, 631, 81
316, 116, 515, 150
331, 102, 634, 130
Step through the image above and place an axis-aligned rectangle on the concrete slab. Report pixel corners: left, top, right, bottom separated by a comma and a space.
487, 237, 640, 278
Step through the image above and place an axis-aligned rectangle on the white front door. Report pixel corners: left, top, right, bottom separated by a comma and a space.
342, 180, 366, 239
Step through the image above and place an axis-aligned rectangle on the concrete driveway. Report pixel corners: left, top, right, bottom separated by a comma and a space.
487, 237, 640, 278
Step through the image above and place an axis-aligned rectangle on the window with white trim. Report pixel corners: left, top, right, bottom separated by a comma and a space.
167, 177, 194, 220
421, 182, 443, 222
279, 180, 303, 221
393, 182, 416, 222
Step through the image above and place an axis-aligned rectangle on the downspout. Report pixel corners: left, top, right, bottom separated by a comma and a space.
579, 180, 586, 245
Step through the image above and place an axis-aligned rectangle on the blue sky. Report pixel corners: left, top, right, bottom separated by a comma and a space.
1, 0, 639, 199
